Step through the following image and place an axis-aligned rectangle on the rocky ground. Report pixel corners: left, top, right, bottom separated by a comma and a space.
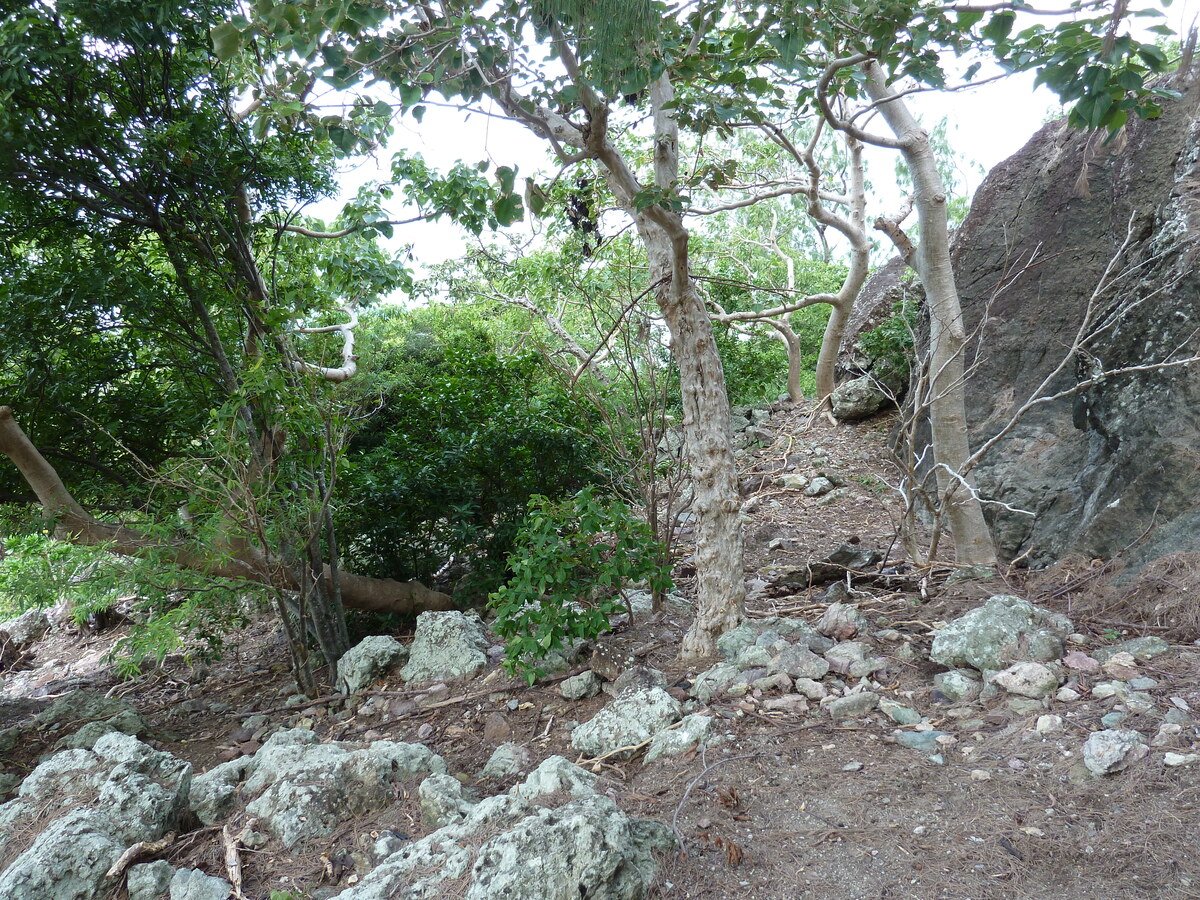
2, 403, 1200, 900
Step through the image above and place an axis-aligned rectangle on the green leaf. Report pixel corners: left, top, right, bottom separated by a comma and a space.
210, 22, 244, 60
495, 165, 517, 196
982, 11, 1016, 43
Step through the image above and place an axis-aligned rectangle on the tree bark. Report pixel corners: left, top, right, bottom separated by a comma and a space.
860, 62, 997, 566
0, 406, 455, 615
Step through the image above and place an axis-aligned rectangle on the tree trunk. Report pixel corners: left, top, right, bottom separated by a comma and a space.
861, 62, 997, 566
0, 406, 455, 616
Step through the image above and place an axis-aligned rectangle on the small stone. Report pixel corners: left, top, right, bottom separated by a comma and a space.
804, 476, 835, 497
481, 742, 533, 778
817, 603, 868, 641
241, 829, 269, 850
879, 699, 923, 726
895, 730, 947, 753
969, 769, 992, 781
560, 671, 602, 700
933, 670, 982, 703
1101, 651, 1139, 680
646, 714, 714, 761
1007, 698, 1046, 716
1062, 650, 1100, 674
1152, 723, 1183, 747
417, 723, 434, 740
1096, 637, 1170, 662
992, 662, 1060, 699
767, 645, 830, 680
763, 694, 809, 715
779, 474, 809, 490
1091, 681, 1124, 700
1056, 687, 1081, 702
1101, 712, 1127, 728
1164, 752, 1200, 767
824, 691, 879, 720
841, 760, 864, 772
1035, 715, 1063, 734
1082, 729, 1148, 776
793, 678, 828, 701
824, 641, 870, 675
1128, 676, 1158, 691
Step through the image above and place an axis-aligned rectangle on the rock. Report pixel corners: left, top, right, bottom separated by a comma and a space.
337, 779, 675, 900
32, 690, 139, 734
1056, 687, 1081, 702
400, 611, 488, 684
514, 756, 598, 801
1128, 676, 1158, 691
420, 773, 477, 828
609, 666, 669, 697
816, 603, 869, 641
775, 546, 883, 587
0, 608, 51, 645
1062, 650, 1101, 674
560, 671, 602, 700
825, 691, 879, 720
767, 645, 829, 680
56, 707, 148, 751
779, 474, 809, 490
1100, 651, 1139, 680
1094, 637, 1171, 662
814, 487, 852, 507
571, 688, 682, 760
1082, 729, 1149, 776
824, 641, 870, 675
1036, 715, 1064, 734
751, 672, 793, 694
336, 636, 408, 695
831, 375, 891, 421
763, 695, 810, 715
169, 868, 233, 900
1007, 697, 1047, 716
0, 734, 191, 900
481, 742, 534, 779
127, 860, 173, 900
991, 662, 1061, 699
933, 670, 982, 703
1101, 712, 1127, 729
930, 595, 1072, 673
1164, 752, 1200, 767
804, 476, 835, 497
646, 715, 714, 761
895, 730, 948, 753
879, 699, 922, 726
793, 678, 828, 700
189, 729, 446, 847
689, 662, 741, 702
1152, 723, 1184, 747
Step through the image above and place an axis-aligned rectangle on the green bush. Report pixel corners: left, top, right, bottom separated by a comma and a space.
856, 299, 920, 387
337, 309, 614, 599
488, 487, 671, 683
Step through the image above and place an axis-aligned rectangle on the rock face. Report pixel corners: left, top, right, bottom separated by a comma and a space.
0, 733, 191, 900
914, 74, 1200, 567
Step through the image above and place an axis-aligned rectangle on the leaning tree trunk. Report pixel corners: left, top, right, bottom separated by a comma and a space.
0, 406, 456, 615
861, 62, 997, 566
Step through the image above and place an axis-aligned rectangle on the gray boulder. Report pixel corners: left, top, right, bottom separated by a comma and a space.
560, 671, 602, 700
481, 742, 534, 779
336, 635, 408, 695
0, 734, 191, 900
991, 661, 1061, 699
419, 773, 477, 828
1082, 729, 1149, 776
689, 661, 741, 702
767, 645, 829, 680
127, 860, 172, 900
334, 758, 673, 900
571, 688, 682, 760
0, 607, 51, 645
400, 611, 488, 684
831, 375, 891, 421
931, 595, 1072, 673
646, 714, 714, 762
169, 869, 233, 900
189, 728, 446, 848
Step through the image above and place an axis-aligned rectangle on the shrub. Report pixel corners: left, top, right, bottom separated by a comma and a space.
488, 487, 671, 683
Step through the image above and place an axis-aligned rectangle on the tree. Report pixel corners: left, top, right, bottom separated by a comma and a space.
0, 0, 454, 689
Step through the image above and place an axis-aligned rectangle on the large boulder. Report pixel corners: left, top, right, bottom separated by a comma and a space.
0, 608, 51, 646
931, 595, 1072, 673
0, 733, 191, 900
334, 757, 674, 900
571, 688, 682, 760
189, 728, 446, 847
400, 611, 488, 684
860, 72, 1200, 569
336, 635, 408, 695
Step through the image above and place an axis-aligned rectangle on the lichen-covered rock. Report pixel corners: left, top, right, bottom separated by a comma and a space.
420, 773, 477, 828
400, 611, 488, 684
0, 734, 191, 900
689, 661, 741, 702
831, 375, 891, 421
933, 670, 982, 703
1082, 729, 1149, 776
0, 607, 51, 646
816, 603, 869, 641
56, 707, 147, 751
646, 714, 714, 762
334, 758, 674, 900
127, 861, 172, 900
481, 742, 534, 779
991, 661, 1061, 699
931, 595, 1072, 673
767, 645, 829, 680
824, 691, 879, 720
169, 868, 233, 900
189, 728, 446, 847
571, 688, 681, 760
336, 635, 408, 695
560, 671, 602, 700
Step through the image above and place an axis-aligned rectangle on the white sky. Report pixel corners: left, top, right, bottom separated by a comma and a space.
313, 1, 1198, 276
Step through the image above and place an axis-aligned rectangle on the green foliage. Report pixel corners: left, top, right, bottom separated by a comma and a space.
857, 299, 919, 387
337, 307, 612, 598
0, 530, 118, 616
488, 487, 671, 683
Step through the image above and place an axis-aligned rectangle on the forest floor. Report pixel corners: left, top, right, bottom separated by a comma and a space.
4, 403, 1200, 900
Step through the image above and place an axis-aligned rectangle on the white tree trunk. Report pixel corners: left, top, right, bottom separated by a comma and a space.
861, 62, 997, 566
